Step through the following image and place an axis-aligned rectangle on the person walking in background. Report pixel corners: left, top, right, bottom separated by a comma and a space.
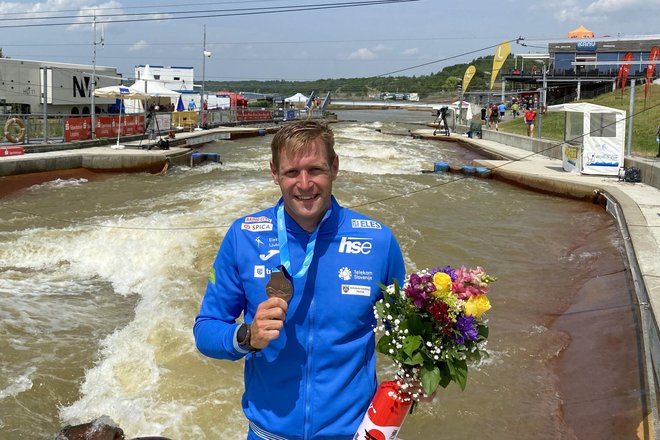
498, 102, 506, 122
525, 106, 538, 137
489, 104, 499, 130
481, 105, 488, 126
511, 101, 519, 118
193, 120, 406, 440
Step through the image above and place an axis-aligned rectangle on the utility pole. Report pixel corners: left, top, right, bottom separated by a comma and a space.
627, 79, 635, 156
537, 63, 547, 139
201, 25, 211, 129
91, 12, 104, 139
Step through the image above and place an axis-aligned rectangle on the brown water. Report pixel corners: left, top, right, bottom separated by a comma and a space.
0, 110, 647, 439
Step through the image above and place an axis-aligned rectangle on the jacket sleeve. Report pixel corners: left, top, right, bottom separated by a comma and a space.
386, 232, 406, 291
193, 223, 249, 361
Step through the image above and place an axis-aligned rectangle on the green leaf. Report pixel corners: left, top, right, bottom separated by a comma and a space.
408, 313, 424, 335
421, 364, 441, 395
376, 334, 393, 355
448, 359, 469, 390
401, 335, 422, 357
404, 352, 425, 366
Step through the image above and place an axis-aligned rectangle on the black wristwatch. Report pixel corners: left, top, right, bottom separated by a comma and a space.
237, 323, 260, 352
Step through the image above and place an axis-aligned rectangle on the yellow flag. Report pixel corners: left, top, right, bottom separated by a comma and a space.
490, 41, 511, 89
463, 65, 476, 92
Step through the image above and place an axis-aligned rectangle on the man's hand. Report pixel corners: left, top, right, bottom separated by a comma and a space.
249, 297, 288, 349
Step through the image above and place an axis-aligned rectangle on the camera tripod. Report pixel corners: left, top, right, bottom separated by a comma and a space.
138, 111, 170, 150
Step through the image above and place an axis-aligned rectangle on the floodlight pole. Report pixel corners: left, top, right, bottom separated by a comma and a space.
201, 25, 207, 129
91, 12, 104, 140
91, 13, 97, 139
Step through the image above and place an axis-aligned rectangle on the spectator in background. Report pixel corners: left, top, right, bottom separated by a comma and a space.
498, 102, 506, 122
489, 104, 499, 131
525, 106, 538, 137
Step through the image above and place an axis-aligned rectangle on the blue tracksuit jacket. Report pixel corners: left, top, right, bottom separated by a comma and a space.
194, 196, 405, 439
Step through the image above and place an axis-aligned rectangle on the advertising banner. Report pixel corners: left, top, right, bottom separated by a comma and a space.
490, 41, 510, 90
463, 65, 476, 92
64, 115, 145, 142
645, 46, 659, 99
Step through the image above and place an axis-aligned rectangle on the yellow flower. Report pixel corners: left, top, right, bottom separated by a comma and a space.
463, 295, 491, 317
432, 272, 452, 298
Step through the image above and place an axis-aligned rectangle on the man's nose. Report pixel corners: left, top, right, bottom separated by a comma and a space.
297, 171, 313, 188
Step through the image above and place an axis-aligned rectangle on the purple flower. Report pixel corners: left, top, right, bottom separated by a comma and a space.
452, 315, 479, 345
404, 273, 435, 308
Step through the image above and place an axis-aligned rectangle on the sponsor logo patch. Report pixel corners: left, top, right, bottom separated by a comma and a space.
245, 216, 271, 223
242, 222, 274, 232
341, 284, 371, 297
338, 236, 373, 255
259, 249, 280, 261
351, 219, 382, 229
338, 267, 352, 281
254, 265, 266, 278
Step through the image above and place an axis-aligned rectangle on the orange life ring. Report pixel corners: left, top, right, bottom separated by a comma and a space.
4, 117, 26, 143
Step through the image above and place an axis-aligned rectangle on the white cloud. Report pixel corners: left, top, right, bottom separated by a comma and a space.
129, 40, 148, 52
402, 47, 419, 56
585, 0, 642, 13
348, 48, 377, 60
372, 44, 390, 52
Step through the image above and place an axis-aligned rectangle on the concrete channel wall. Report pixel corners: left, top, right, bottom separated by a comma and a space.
481, 128, 660, 191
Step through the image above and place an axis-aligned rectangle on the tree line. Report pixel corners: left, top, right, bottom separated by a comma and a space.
204, 55, 516, 100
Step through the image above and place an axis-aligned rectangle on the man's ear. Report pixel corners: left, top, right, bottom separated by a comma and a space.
331, 155, 339, 181
270, 161, 279, 184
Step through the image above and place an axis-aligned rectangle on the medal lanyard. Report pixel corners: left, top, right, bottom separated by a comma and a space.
276, 203, 331, 279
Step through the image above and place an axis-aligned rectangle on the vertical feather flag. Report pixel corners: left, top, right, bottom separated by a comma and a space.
645, 46, 659, 99
490, 41, 511, 90
463, 65, 476, 92
617, 52, 634, 94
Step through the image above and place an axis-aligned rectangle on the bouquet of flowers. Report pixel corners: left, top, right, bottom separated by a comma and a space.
354, 265, 496, 440
376, 265, 496, 400
354, 266, 496, 440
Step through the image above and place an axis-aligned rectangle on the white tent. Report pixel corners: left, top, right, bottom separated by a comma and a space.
547, 103, 626, 176
285, 93, 309, 103
125, 65, 182, 113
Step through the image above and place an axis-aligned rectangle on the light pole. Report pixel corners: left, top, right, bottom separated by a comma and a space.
201, 25, 211, 129
91, 12, 103, 139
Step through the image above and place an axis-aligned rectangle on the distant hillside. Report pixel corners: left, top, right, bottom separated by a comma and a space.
204, 55, 516, 100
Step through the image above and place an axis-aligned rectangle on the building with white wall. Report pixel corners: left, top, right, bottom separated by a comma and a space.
0, 58, 122, 115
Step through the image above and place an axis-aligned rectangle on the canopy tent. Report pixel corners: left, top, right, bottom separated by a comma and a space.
568, 25, 594, 39
547, 102, 626, 175
94, 86, 150, 149
125, 65, 182, 113
285, 92, 309, 103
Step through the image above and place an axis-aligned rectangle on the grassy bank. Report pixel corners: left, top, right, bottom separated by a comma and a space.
497, 83, 660, 157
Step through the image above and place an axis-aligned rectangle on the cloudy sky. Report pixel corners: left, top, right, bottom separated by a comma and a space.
0, 0, 658, 81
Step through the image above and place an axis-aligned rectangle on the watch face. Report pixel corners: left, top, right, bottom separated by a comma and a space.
237, 324, 249, 344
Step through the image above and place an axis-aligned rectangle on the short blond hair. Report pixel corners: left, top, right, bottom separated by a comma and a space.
271, 120, 336, 169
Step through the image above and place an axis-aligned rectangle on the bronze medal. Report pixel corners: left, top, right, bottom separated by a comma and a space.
266, 269, 293, 303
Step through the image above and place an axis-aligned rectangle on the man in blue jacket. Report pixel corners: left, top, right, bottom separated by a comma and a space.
194, 120, 406, 439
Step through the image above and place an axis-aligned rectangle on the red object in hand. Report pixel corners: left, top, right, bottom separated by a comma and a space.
354, 381, 412, 440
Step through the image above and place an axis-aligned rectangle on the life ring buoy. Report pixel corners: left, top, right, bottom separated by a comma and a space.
4, 117, 26, 143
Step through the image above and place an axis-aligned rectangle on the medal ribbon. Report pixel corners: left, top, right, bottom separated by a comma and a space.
276, 202, 331, 279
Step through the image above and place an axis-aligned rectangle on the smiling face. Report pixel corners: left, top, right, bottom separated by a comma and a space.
270, 138, 339, 233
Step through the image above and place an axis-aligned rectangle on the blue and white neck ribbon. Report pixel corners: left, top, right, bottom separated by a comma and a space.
276, 202, 331, 279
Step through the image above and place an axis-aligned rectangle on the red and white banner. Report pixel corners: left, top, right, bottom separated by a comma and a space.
64, 115, 145, 142
617, 52, 634, 93
645, 46, 659, 99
